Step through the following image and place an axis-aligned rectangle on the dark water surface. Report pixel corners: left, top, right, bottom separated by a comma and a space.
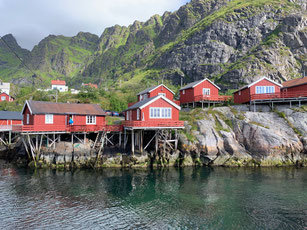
0, 163, 306, 229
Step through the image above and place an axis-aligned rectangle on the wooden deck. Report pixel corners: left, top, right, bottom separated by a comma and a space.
250, 91, 307, 101
122, 121, 184, 129
194, 95, 232, 102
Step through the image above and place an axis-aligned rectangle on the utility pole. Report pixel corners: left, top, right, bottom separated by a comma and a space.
181, 77, 183, 88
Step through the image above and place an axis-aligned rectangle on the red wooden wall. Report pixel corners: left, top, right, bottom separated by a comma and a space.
0, 120, 22, 125
0, 93, 13, 102
126, 98, 179, 122
149, 85, 174, 100
281, 84, 307, 93
180, 80, 219, 104
234, 79, 281, 104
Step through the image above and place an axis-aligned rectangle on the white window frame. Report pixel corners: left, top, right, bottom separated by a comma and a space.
239, 91, 241, 96
86, 115, 96, 125
149, 107, 172, 119
26, 114, 29, 125
203, 88, 210, 95
158, 93, 166, 97
137, 109, 140, 120
255, 86, 275, 94
45, 114, 53, 124
182, 90, 185, 95
1, 96, 6, 101
126, 111, 129, 121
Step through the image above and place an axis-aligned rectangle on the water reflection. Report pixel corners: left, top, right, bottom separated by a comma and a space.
0, 165, 306, 229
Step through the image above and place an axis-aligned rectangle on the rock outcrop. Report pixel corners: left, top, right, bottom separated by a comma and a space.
179, 105, 307, 166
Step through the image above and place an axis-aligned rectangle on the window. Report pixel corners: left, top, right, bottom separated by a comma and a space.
182, 90, 185, 94
126, 111, 129, 120
26, 114, 29, 125
239, 91, 241, 96
203, 88, 210, 95
143, 94, 148, 100
158, 93, 166, 97
137, 109, 140, 120
86, 115, 96, 124
255, 86, 275, 94
45, 114, 53, 124
1, 96, 6, 101
150, 107, 172, 118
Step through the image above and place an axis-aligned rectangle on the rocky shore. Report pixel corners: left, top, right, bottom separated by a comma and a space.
1, 105, 306, 169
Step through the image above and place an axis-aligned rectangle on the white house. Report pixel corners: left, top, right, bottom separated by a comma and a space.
0, 82, 10, 95
51, 80, 68, 92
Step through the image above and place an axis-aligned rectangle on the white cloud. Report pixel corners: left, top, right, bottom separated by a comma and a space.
0, 0, 189, 50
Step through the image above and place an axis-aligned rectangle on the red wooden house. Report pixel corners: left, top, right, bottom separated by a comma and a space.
281, 76, 307, 98
0, 92, 14, 102
0, 111, 22, 131
123, 95, 184, 128
137, 84, 175, 101
18, 100, 106, 132
179, 78, 230, 104
233, 77, 282, 104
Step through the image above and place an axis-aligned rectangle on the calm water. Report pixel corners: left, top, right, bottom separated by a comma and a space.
0, 163, 306, 229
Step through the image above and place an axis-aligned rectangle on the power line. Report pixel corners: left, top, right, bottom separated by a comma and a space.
0, 35, 36, 76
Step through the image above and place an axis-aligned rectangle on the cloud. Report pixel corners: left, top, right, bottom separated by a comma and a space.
0, 0, 189, 50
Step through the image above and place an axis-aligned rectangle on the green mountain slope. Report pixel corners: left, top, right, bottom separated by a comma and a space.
0, 0, 306, 93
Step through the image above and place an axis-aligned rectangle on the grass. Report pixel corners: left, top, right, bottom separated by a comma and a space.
106, 116, 123, 125
249, 121, 269, 129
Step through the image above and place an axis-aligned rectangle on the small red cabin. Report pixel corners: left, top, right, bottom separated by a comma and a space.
137, 84, 175, 101
281, 76, 307, 98
0, 92, 14, 102
0, 111, 22, 131
233, 77, 282, 104
20, 100, 106, 132
179, 78, 226, 104
123, 95, 183, 128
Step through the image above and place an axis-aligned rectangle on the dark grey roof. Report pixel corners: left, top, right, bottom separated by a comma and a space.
125, 96, 159, 111
180, 79, 204, 90
136, 86, 157, 96
25, 100, 106, 116
0, 111, 23, 120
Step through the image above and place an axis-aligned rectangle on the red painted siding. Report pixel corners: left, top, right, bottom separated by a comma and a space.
0, 93, 13, 102
234, 88, 250, 104
234, 79, 281, 104
22, 104, 105, 131
180, 79, 219, 104
281, 83, 307, 93
148, 85, 174, 100
0, 120, 22, 125
125, 98, 179, 122
180, 88, 194, 104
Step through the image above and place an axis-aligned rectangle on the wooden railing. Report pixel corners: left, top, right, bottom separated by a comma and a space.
122, 120, 184, 128
250, 91, 307, 101
194, 95, 232, 102
105, 125, 123, 132
0, 125, 13, 131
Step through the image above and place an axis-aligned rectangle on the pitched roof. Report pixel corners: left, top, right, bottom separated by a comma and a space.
282, 76, 307, 88
51, 80, 66, 85
137, 84, 175, 95
180, 78, 221, 90
0, 111, 22, 120
234, 77, 282, 93
23, 100, 105, 116
125, 95, 181, 111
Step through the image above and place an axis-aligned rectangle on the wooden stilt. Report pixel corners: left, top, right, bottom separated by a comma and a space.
155, 130, 158, 154
175, 129, 178, 151
36, 135, 38, 150
71, 134, 74, 144
131, 129, 135, 155
53, 133, 56, 149
140, 130, 143, 154
9, 131, 11, 145
119, 132, 122, 147
84, 133, 86, 144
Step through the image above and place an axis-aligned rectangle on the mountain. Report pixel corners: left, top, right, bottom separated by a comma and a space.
0, 0, 307, 91
0, 34, 30, 82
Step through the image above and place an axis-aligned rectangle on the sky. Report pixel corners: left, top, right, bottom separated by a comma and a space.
0, 0, 190, 50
